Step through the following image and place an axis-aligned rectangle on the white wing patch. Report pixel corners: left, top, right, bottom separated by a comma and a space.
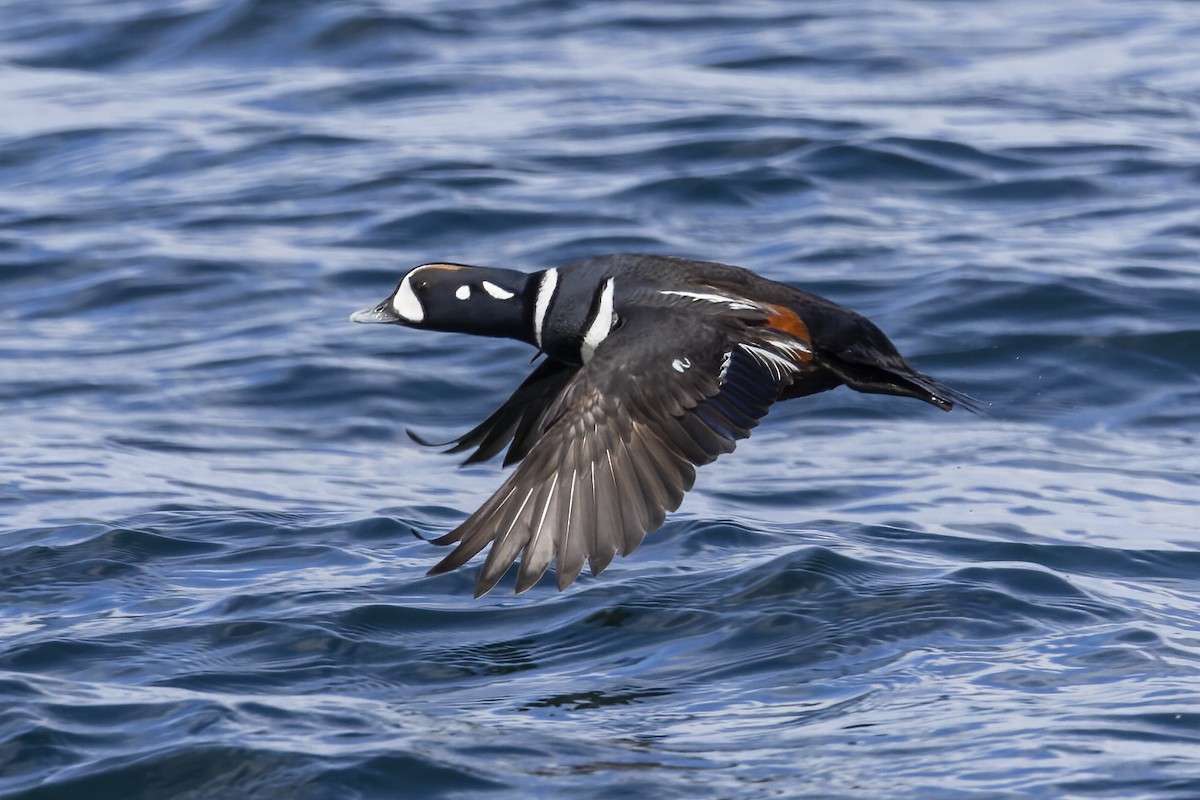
672, 357, 691, 372
738, 342, 804, 382
718, 350, 733, 382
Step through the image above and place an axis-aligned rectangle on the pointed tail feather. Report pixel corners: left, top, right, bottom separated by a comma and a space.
824, 355, 983, 414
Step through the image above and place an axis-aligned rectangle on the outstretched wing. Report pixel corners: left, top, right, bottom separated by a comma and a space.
408, 358, 579, 466
427, 306, 806, 596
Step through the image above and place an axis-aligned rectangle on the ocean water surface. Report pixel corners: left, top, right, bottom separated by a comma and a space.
2, 1, 1200, 797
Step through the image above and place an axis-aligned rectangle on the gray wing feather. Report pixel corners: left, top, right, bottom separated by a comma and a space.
428, 308, 795, 595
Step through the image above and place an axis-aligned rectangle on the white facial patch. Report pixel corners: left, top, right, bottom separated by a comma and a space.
482, 280, 514, 300
581, 277, 616, 362
392, 271, 425, 323
455, 284, 471, 300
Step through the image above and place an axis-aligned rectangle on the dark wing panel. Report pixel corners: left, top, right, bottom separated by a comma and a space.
407, 357, 580, 465
427, 308, 795, 596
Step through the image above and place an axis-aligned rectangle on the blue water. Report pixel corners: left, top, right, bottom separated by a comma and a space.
3, 1, 1200, 797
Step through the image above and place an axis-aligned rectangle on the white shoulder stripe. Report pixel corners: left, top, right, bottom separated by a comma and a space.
534, 268, 558, 349
659, 289, 759, 312
581, 277, 616, 362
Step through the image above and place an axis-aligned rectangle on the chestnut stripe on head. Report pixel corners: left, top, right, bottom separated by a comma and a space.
762, 303, 814, 359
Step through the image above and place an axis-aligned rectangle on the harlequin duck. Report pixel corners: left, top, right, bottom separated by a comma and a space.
351, 254, 975, 597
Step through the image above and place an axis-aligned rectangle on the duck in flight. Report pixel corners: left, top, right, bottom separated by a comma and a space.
351, 254, 975, 597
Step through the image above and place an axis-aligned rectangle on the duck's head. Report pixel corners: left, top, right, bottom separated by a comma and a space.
351, 262, 536, 342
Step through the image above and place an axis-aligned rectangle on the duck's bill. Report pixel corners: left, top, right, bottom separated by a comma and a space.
349, 305, 401, 324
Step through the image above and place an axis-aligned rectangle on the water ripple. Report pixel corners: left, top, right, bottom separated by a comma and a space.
3, 0, 1200, 797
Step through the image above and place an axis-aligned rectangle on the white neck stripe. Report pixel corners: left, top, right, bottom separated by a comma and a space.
533, 268, 558, 349
581, 277, 616, 362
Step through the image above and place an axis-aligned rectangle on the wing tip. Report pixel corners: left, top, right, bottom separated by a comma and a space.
407, 426, 483, 459
406, 427, 443, 447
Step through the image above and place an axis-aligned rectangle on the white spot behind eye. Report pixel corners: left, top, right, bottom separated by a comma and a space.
672, 357, 691, 372
455, 285, 471, 300
482, 281, 515, 300
392, 272, 425, 323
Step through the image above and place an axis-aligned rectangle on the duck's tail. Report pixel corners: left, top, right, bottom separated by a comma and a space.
822, 349, 983, 414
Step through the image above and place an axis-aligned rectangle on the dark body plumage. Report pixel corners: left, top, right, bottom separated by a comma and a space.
352, 254, 974, 596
